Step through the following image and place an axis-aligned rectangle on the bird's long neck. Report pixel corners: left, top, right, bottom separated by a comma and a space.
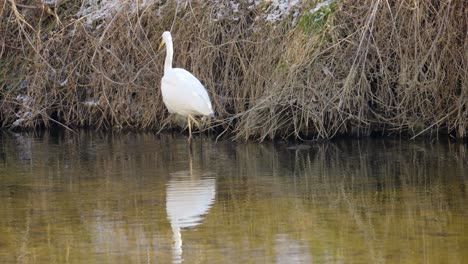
164, 40, 174, 73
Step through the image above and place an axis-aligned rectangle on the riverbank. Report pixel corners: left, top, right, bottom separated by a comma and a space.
1, 0, 466, 140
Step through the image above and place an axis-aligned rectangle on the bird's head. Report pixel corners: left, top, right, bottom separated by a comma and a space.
158, 31, 172, 51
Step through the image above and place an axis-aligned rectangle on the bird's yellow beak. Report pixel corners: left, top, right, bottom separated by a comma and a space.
158, 39, 165, 51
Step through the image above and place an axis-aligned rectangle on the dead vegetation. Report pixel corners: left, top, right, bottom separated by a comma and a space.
0, 0, 466, 140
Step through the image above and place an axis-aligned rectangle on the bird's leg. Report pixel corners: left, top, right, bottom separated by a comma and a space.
189, 115, 201, 129
187, 115, 192, 144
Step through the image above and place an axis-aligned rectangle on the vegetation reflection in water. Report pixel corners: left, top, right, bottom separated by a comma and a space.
0, 131, 467, 263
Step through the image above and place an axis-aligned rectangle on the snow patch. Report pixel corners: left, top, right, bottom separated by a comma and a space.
12, 111, 32, 127
16, 94, 32, 104
83, 99, 100, 107
77, 0, 162, 25
77, 0, 312, 26
41, 0, 58, 5
211, 0, 303, 24
212, 0, 243, 22
13, 94, 34, 127
13, 118, 25, 127
264, 0, 300, 23
310, 0, 335, 13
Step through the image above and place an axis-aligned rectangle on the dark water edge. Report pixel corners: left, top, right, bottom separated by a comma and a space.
0, 130, 467, 263
3, 122, 468, 143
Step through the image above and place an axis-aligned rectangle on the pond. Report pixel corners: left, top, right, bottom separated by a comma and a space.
0, 131, 467, 263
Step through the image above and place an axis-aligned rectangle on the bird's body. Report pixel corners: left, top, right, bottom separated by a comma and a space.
159, 31, 214, 142
161, 68, 213, 117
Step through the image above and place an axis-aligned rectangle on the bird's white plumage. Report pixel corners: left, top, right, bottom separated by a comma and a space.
162, 68, 213, 116
159, 31, 214, 118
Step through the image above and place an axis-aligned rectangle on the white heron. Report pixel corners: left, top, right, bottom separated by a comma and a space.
158, 31, 214, 143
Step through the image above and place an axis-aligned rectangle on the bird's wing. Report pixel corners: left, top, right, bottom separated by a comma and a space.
161, 68, 213, 116
173, 68, 210, 99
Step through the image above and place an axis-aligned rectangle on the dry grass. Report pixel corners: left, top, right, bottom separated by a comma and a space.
0, 0, 466, 140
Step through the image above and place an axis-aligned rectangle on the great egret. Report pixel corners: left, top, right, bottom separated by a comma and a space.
158, 31, 214, 142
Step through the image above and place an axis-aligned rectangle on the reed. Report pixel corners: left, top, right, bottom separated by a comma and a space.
1, 0, 466, 140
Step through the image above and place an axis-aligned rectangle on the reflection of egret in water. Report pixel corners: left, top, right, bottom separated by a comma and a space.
166, 150, 216, 264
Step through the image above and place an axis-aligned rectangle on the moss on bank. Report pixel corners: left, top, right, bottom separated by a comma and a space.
1, 0, 466, 140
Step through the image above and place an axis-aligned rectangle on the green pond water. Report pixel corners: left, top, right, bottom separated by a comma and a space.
0, 131, 467, 263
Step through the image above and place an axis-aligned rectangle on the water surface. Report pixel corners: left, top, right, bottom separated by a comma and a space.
0, 131, 467, 263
